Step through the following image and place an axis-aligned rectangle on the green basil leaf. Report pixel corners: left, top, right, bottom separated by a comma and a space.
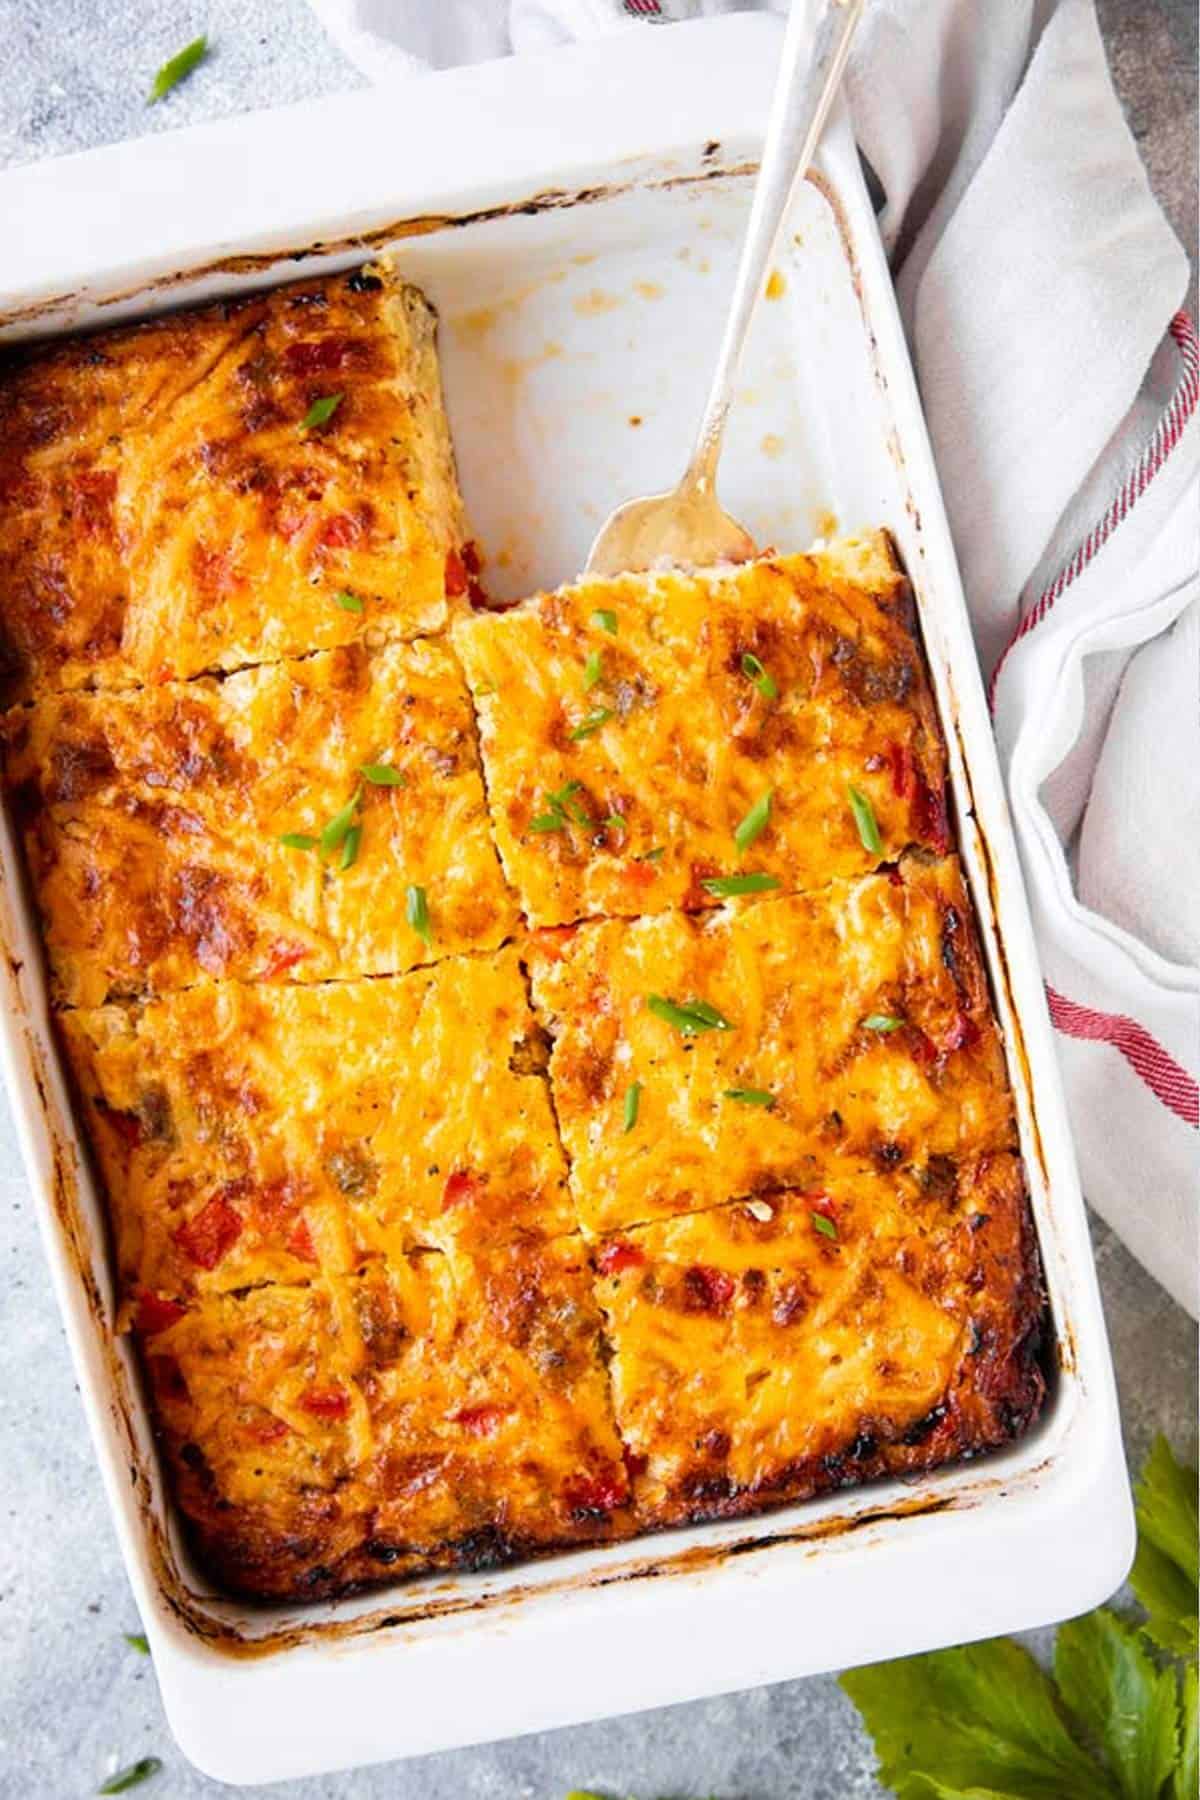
302, 393, 343, 429
148, 36, 207, 103
734, 789, 771, 853
702, 872, 780, 897
1131, 1435, 1199, 1657
848, 783, 883, 854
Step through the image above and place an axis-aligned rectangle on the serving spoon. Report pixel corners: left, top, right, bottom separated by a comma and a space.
585, 0, 865, 578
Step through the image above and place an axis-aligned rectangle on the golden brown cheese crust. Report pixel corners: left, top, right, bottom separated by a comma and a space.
59, 949, 574, 1305
143, 1240, 630, 1599
4, 640, 518, 1005
0, 265, 466, 698
526, 854, 1015, 1235
453, 536, 949, 928
597, 1155, 1043, 1530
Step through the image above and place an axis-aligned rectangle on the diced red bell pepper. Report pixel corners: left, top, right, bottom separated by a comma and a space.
451, 1404, 507, 1437
442, 1169, 480, 1211
136, 1291, 185, 1336
596, 1240, 645, 1276
174, 1193, 243, 1271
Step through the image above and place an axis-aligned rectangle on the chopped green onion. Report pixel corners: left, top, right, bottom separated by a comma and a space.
546, 780, 582, 808
740, 651, 778, 701
339, 824, 361, 871
725, 1087, 775, 1108
702, 872, 780, 898
406, 884, 433, 945
302, 393, 343, 429
604, 813, 627, 833
319, 788, 362, 858
623, 1082, 642, 1133
591, 609, 618, 635
148, 35, 207, 104
98, 1760, 163, 1795
278, 832, 318, 852
636, 846, 665, 863
863, 1013, 903, 1033
333, 590, 364, 613
647, 994, 733, 1035
811, 1211, 839, 1242
359, 763, 406, 786
734, 788, 772, 853
848, 784, 883, 854
583, 649, 604, 691
529, 812, 565, 833
123, 1633, 150, 1656
568, 708, 612, 741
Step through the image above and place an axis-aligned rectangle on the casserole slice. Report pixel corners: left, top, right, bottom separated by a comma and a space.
526, 855, 1015, 1234
59, 947, 575, 1307
3, 639, 517, 1006
0, 263, 467, 699
453, 536, 948, 928
595, 1154, 1043, 1530
141, 1237, 629, 1599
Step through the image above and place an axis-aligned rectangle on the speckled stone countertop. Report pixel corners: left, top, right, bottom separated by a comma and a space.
0, 5, 1195, 1796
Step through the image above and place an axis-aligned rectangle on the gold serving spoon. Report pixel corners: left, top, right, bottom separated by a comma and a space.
585, 0, 865, 579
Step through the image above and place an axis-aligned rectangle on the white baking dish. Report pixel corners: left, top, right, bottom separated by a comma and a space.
0, 15, 1132, 1785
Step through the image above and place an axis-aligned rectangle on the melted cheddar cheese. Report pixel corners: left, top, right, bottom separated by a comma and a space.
0, 257, 1046, 1601
0, 265, 465, 698
60, 948, 574, 1302
453, 535, 948, 928
6, 639, 518, 1005
527, 855, 1015, 1234
597, 1155, 1042, 1529
145, 1239, 629, 1597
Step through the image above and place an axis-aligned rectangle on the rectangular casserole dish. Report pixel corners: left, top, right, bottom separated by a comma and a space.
0, 15, 1132, 1784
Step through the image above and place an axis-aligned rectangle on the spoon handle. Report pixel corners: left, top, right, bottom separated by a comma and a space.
683, 0, 865, 497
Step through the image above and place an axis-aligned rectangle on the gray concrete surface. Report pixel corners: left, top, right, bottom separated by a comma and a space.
0, 5, 1195, 1797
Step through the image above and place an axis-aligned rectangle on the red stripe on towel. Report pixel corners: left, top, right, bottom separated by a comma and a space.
988, 311, 1200, 710
1046, 985, 1199, 1129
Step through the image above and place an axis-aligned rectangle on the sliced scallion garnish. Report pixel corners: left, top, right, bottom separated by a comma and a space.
583, 650, 604, 691
319, 788, 362, 859
359, 763, 406, 787
734, 789, 771, 853
333, 590, 364, 613
622, 1082, 642, 1133
302, 393, 343, 430
279, 832, 318, 852
148, 36, 207, 104
848, 785, 883, 854
863, 1013, 903, 1033
740, 651, 778, 701
811, 1211, 838, 1242
406, 884, 433, 945
702, 872, 780, 898
724, 1087, 774, 1108
569, 708, 612, 741
646, 994, 733, 1035
591, 609, 618, 635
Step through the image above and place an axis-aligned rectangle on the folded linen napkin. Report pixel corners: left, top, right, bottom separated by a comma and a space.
303, 0, 1200, 1315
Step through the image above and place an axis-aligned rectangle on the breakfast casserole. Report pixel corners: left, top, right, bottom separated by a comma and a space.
0, 265, 1046, 1600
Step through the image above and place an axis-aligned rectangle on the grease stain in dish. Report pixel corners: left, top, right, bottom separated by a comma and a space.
765, 269, 787, 300
572, 288, 621, 317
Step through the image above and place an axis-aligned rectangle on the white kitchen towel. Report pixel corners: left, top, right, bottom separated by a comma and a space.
305, 0, 1200, 1314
